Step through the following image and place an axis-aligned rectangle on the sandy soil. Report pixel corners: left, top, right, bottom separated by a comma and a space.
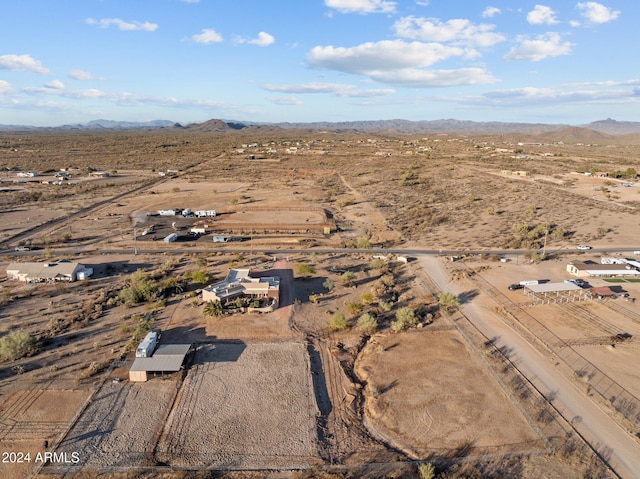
55, 380, 175, 469
155, 342, 321, 469
355, 329, 543, 458
0, 389, 89, 479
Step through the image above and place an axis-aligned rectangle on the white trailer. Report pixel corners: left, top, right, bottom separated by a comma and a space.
195, 210, 216, 217
158, 209, 178, 216
135, 331, 158, 358
164, 233, 178, 243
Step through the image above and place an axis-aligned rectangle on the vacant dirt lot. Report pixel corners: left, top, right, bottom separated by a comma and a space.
0, 389, 89, 479
55, 380, 175, 469
356, 329, 543, 458
155, 342, 321, 469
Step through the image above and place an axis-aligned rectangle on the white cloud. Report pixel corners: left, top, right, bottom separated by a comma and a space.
393, 16, 505, 47
527, 5, 558, 24
416, 1, 429, 6
0, 54, 49, 74
267, 96, 303, 106
324, 0, 396, 14
367, 68, 498, 87
262, 82, 395, 97
308, 40, 466, 73
45, 80, 65, 90
86, 18, 158, 32
482, 86, 635, 104
576, 2, 620, 24
237, 31, 275, 47
482, 7, 501, 18
68, 69, 101, 81
503, 33, 573, 61
191, 28, 223, 44
0, 80, 13, 94
181, 0, 200, 2
307, 39, 499, 87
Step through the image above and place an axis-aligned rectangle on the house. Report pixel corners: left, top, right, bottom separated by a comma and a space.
566, 261, 640, 278
6, 262, 90, 283
202, 269, 279, 303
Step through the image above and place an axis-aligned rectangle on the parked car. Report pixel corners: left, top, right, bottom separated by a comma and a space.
508, 283, 524, 290
15, 246, 30, 251
564, 279, 588, 287
577, 245, 592, 250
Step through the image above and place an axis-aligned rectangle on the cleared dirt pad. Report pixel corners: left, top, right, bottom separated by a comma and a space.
55, 381, 174, 469
356, 330, 542, 458
156, 342, 321, 469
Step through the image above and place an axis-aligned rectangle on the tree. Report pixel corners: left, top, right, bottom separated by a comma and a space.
391, 306, 418, 332
329, 312, 348, 331
295, 263, 316, 279
322, 278, 334, 292
438, 292, 460, 311
191, 270, 211, 285
341, 271, 356, 287
203, 300, 223, 318
0, 330, 36, 361
356, 313, 377, 335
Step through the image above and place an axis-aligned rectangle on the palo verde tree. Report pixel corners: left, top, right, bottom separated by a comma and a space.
294, 263, 316, 279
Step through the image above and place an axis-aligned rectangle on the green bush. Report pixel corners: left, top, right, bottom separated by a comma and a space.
329, 312, 348, 331
356, 313, 377, 335
0, 330, 36, 361
391, 307, 418, 332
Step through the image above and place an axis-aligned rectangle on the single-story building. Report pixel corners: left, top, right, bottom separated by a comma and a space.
6, 262, 92, 283
129, 343, 192, 382
566, 261, 640, 278
202, 269, 280, 303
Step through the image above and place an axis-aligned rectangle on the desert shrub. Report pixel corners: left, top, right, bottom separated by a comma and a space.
391, 306, 418, 332
347, 302, 364, 315
341, 271, 356, 287
360, 292, 375, 305
191, 270, 211, 285
356, 236, 372, 249
369, 258, 386, 271
295, 263, 316, 278
438, 292, 460, 311
356, 313, 377, 335
378, 300, 393, 312
322, 278, 335, 292
418, 462, 436, 479
0, 330, 37, 361
329, 312, 348, 331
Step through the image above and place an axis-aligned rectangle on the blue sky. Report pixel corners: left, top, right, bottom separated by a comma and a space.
1, 0, 637, 126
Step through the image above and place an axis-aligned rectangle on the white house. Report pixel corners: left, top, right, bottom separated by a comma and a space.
202, 269, 279, 303
6, 262, 90, 283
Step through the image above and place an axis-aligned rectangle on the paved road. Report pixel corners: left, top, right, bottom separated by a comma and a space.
418, 254, 640, 479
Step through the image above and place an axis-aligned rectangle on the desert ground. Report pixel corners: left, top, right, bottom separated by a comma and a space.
1, 127, 639, 478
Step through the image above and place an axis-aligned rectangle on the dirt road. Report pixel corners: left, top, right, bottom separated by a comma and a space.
418, 254, 640, 479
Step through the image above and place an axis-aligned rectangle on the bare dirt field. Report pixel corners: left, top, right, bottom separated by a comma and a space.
355, 329, 543, 458
54, 380, 175, 469
155, 342, 321, 469
0, 389, 89, 479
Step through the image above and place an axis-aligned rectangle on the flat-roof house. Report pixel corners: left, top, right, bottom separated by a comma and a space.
566, 261, 640, 278
6, 262, 89, 283
202, 269, 279, 303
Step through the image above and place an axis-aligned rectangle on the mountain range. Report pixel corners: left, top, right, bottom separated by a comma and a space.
2, 117, 640, 136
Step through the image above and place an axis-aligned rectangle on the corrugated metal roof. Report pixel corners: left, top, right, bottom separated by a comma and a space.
526, 282, 582, 293
129, 343, 191, 372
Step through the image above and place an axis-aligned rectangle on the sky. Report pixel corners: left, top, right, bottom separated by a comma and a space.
1, 0, 638, 126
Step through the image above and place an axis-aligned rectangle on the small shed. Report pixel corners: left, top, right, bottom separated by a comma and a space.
129, 343, 191, 382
